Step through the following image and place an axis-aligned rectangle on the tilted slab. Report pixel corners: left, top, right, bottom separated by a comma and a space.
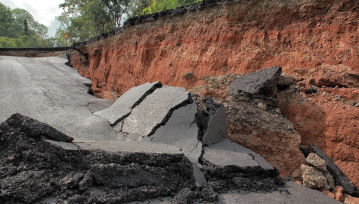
228, 66, 282, 96
218, 182, 340, 204
145, 102, 201, 163
203, 139, 273, 170
202, 104, 228, 145
94, 81, 161, 125
122, 86, 190, 138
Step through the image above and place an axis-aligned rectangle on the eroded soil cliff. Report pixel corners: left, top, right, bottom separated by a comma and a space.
69, 0, 359, 188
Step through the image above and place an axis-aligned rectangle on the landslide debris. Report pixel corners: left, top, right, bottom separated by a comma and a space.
0, 113, 288, 203
0, 114, 194, 203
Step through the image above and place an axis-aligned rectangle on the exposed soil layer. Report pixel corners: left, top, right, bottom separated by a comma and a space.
70, 0, 359, 100
0, 114, 285, 203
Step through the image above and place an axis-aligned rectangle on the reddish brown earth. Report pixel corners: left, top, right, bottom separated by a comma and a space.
69, 0, 359, 187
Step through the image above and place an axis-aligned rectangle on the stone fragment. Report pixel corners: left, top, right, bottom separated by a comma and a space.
183, 71, 194, 79
122, 86, 190, 138
311, 144, 359, 196
335, 186, 345, 201
228, 66, 282, 96
301, 164, 330, 190
145, 102, 201, 162
94, 81, 161, 125
306, 153, 328, 172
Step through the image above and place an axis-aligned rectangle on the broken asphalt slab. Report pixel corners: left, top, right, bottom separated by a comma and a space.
202, 139, 274, 170
196, 97, 228, 145
145, 102, 202, 163
0, 114, 341, 203
5, 113, 74, 142
0, 117, 195, 203
122, 86, 190, 138
228, 66, 282, 96
94, 81, 162, 125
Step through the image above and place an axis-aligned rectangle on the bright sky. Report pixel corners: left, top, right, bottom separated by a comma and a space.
0, 0, 64, 26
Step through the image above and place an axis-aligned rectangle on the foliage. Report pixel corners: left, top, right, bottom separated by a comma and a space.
0, 2, 52, 48
142, 0, 201, 15
55, 0, 202, 46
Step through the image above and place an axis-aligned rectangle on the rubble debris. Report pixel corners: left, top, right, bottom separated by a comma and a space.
224, 92, 304, 176
0, 114, 294, 203
0, 114, 194, 203
311, 144, 359, 196
228, 66, 282, 96
301, 164, 331, 190
306, 153, 328, 172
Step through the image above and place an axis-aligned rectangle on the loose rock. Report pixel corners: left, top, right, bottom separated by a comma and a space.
228, 66, 282, 96
301, 164, 330, 190
306, 153, 328, 172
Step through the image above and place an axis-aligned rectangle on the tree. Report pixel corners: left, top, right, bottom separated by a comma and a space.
12, 8, 48, 38
24, 19, 29, 35
54, 0, 202, 45
0, 2, 53, 48
0, 3, 15, 37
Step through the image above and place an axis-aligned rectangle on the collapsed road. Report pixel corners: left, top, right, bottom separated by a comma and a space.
0, 55, 340, 203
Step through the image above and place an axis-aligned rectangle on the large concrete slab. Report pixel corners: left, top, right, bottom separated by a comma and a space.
122, 86, 190, 138
94, 81, 161, 125
145, 102, 201, 162
203, 139, 273, 170
218, 182, 340, 204
228, 66, 282, 96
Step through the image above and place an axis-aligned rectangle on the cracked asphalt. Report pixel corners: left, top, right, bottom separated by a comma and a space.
0, 55, 117, 142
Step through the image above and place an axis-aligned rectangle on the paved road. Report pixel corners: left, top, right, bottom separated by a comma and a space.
0, 55, 117, 142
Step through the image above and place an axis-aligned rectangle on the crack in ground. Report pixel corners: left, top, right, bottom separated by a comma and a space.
109, 82, 162, 127
147, 94, 192, 137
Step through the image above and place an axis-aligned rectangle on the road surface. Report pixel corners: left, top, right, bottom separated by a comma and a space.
0, 55, 116, 142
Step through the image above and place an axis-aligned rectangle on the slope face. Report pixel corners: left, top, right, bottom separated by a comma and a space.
70, 0, 359, 100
